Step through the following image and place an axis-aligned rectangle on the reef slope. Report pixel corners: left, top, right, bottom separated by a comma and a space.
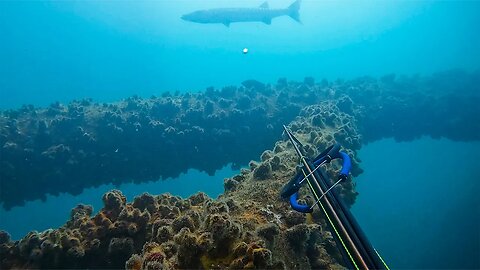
1, 101, 362, 269
0, 71, 479, 269
1, 70, 478, 210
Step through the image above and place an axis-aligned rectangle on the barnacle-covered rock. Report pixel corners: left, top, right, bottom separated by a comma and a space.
285, 224, 311, 250
256, 223, 279, 241
205, 214, 241, 247
125, 254, 143, 270
224, 177, 240, 192
285, 210, 306, 227
253, 162, 272, 180
103, 190, 127, 211
0, 230, 10, 245
132, 193, 157, 212
252, 247, 273, 268
171, 215, 196, 233
70, 204, 93, 220
2, 73, 479, 269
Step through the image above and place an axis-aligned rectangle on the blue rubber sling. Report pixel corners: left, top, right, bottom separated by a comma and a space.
280, 125, 389, 270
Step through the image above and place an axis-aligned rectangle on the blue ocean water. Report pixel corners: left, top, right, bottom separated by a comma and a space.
351, 138, 480, 269
1, 0, 479, 108
1, 1, 480, 269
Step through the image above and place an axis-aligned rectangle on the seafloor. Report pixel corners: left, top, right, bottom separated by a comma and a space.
0, 70, 478, 269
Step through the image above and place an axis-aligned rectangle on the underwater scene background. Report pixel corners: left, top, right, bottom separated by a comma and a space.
0, 0, 479, 269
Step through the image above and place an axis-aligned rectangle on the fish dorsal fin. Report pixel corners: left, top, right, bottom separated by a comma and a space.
259, 1, 269, 8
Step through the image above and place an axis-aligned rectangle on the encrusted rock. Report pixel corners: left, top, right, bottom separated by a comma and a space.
253, 162, 272, 181
256, 223, 280, 241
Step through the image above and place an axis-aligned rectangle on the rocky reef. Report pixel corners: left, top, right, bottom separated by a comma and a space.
0, 70, 479, 269
0, 100, 362, 269
0, 81, 297, 209
1, 70, 478, 210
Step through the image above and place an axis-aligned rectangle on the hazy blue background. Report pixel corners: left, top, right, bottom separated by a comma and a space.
351, 138, 480, 269
1, 0, 479, 108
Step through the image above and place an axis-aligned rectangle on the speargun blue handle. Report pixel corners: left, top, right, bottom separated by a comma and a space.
289, 192, 313, 213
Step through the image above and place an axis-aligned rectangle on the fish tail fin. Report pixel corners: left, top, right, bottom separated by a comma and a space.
287, 0, 301, 23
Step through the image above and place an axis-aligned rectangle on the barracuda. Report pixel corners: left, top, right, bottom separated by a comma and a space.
181, 1, 301, 27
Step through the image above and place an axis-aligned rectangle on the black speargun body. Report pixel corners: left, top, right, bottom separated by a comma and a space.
281, 125, 389, 270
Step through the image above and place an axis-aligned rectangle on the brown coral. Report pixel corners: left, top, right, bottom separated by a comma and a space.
2, 73, 477, 269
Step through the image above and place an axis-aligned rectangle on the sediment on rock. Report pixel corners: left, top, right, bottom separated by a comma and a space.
0, 101, 362, 269
1, 71, 478, 209
1, 69, 480, 269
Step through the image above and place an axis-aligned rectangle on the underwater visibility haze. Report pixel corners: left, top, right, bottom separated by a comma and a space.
0, 0, 479, 269
1, 0, 479, 107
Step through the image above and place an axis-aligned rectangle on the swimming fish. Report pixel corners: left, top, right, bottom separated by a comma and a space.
181, 0, 301, 27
